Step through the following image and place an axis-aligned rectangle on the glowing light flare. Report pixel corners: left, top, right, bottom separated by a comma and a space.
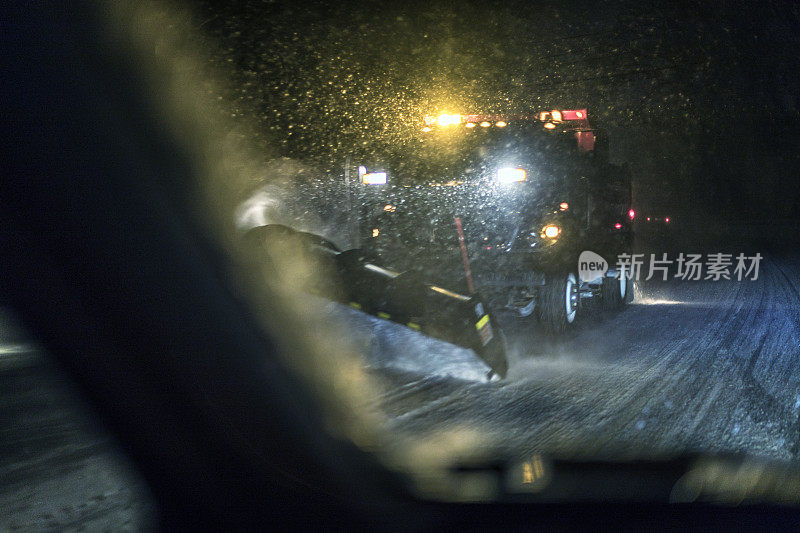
637, 297, 688, 306
383, 204, 396, 212
522, 455, 546, 484
421, 126, 432, 132
436, 113, 462, 127
480, 121, 491, 128
551, 110, 563, 122
665, 217, 671, 223
628, 208, 635, 220
497, 167, 527, 184
372, 228, 380, 237
614, 222, 622, 229
495, 121, 507, 127
465, 122, 476, 128
361, 172, 387, 185
544, 122, 556, 130
559, 202, 569, 211
522, 462, 534, 484
542, 224, 561, 239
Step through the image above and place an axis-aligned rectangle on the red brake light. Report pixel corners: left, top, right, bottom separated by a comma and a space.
628, 209, 635, 220
560, 109, 588, 121
665, 217, 670, 223
614, 223, 622, 229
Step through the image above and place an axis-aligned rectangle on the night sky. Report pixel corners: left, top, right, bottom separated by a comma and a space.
194, 0, 800, 228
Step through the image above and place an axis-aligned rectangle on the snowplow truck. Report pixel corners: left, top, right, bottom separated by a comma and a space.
355, 109, 634, 334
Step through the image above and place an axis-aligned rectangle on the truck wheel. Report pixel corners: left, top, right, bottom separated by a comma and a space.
602, 266, 633, 310
624, 276, 634, 304
539, 272, 579, 334
602, 274, 624, 310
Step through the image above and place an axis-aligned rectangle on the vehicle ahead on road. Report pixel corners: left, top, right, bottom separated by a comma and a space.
645, 215, 672, 224
356, 110, 634, 332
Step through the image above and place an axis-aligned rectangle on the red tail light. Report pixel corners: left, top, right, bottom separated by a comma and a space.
614, 223, 622, 229
561, 109, 588, 121
628, 209, 635, 220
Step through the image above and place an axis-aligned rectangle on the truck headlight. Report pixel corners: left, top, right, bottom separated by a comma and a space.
541, 224, 561, 239
436, 113, 462, 127
496, 167, 527, 184
361, 172, 387, 185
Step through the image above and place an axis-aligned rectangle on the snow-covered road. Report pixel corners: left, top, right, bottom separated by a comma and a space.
234, 179, 800, 463
2, 243, 799, 528
360, 253, 800, 463
0, 312, 155, 531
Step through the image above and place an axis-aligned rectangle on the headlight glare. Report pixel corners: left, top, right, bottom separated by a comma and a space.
541, 224, 561, 239
362, 172, 387, 185
497, 167, 527, 184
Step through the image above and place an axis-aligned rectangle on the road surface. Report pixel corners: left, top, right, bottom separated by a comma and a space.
361, 251, 800, 463
0, 312, 156, 531
2, 251, 799, 527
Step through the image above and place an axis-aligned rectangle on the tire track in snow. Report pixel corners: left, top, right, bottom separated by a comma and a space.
370, 255, 800, 462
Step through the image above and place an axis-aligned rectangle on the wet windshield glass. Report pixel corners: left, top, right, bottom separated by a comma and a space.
127, 0, 800, 504
373, 124, 581, 185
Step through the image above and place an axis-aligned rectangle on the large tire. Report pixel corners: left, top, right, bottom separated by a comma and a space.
602, 265, 633, 310
539, 272, 579, 334
601, 275, 625, 310
624, 276, 634, 304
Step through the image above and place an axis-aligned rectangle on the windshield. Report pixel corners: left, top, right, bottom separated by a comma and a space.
370, 123, 583, 185
67, 0, 800, 507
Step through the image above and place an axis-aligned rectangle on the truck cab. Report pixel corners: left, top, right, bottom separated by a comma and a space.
355, 109, 633, 332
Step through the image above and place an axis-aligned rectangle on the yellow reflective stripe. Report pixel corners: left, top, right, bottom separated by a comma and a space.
349, 302, 362, 310
377, 311, 391, 319
407, 322, 421, 331
475, 314, 489, 329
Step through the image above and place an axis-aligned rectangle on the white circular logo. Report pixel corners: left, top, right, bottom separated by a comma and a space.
578, 250, 608, 283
